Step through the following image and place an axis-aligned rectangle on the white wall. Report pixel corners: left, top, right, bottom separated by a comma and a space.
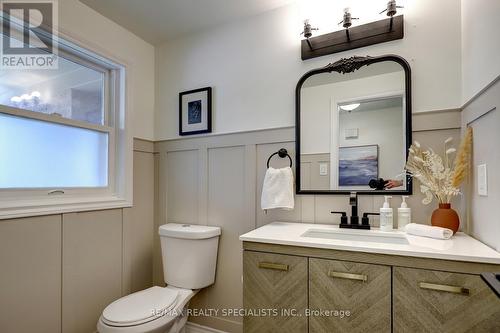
460, 0, 500, 252
60, 0, 155, 140
461, 0, 500, 104
155, 0, 462, 140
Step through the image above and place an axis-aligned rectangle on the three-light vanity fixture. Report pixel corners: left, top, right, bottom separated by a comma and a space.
301, 0, 404, 60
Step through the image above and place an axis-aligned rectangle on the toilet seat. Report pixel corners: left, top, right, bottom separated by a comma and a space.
102, 286, 179, 327
97, 286, 196, 333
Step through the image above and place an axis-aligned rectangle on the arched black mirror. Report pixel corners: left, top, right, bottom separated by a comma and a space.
296, 55, 412, 195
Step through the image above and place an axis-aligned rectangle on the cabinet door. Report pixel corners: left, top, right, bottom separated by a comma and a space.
393, 267, 500, 332
243, 251, 307, 333
309, 258, 391, 333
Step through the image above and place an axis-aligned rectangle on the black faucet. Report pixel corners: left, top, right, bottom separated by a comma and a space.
331, 192, 372, 230
361, 212, 380, 229
349, 192, 359, 225
331, 211, 348, 225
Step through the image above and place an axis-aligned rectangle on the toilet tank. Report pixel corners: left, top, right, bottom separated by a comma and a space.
159, 223, 221, 289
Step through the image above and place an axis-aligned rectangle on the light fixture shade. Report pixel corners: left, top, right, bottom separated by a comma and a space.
340, 103, 360, 111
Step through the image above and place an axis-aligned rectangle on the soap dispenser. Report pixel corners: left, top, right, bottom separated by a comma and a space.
398, 196, 411, 230
379, 196, 393, 231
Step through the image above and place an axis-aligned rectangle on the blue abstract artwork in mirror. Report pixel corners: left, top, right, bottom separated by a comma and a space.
339, 145, 378, 186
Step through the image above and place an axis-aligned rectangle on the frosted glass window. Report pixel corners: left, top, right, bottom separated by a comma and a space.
0, 113, 108, 188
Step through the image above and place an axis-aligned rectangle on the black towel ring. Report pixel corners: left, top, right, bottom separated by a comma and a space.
267, 148, 293, 168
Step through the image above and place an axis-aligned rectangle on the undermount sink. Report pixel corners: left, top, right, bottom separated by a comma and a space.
301, 228, 409, 245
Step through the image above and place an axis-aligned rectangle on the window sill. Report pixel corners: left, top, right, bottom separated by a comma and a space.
0, 195, 132, 220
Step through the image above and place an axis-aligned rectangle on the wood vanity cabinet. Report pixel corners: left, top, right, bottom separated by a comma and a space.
393, 267, 500, 332
309, 258, 391, 333
242, 243, 500, 333
243, 251, 308, 333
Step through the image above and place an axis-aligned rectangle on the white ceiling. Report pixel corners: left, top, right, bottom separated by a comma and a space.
79, 0, 295, 45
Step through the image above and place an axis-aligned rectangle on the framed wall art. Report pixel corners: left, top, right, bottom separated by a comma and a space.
179, 87, 212, 135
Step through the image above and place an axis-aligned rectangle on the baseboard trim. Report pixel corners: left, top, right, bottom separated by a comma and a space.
185, 322, 229, 333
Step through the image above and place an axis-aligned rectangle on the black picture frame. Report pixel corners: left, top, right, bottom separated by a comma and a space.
179, 87, 212, 136
295, 55, 413, 195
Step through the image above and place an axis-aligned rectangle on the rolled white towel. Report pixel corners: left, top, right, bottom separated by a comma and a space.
404, 223, 453, 240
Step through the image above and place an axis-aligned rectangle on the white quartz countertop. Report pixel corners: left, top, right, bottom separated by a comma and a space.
239, 222, 500, 265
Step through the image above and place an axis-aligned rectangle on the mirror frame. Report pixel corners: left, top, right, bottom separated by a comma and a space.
295, 55, 413, 195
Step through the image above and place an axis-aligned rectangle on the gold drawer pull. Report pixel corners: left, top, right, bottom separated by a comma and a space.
258, 262, 289, 271
419, 282, 470, 295
328, 270, 367, 282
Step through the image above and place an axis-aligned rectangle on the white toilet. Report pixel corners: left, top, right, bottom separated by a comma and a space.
97, 223, 221, 333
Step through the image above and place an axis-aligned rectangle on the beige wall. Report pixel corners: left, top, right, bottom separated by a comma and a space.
154, 111, 462, 333
462, 80, 500, 252
0, 139, 155, 333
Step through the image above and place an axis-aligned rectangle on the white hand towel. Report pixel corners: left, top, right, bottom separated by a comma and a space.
261, 167, 294, 210
405, 223, 453, 240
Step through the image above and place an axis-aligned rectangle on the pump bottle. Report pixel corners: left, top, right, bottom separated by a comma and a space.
398, 196, 411, 230
380, 196, 393, 231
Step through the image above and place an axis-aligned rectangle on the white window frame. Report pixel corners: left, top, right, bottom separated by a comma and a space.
0, 16, 132, 219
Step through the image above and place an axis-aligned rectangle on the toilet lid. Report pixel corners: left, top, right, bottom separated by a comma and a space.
102, 286, 179, 327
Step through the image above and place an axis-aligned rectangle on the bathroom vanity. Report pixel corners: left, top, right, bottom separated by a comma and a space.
240, 222, 500, 333
242, 54, 500, 333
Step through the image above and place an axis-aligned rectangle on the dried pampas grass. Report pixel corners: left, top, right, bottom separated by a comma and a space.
451, 127, 473, 188
405, 128, 473, 205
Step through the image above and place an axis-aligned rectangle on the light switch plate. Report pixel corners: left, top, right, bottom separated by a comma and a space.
477, 164, 488, 196
319, 163, 328, 176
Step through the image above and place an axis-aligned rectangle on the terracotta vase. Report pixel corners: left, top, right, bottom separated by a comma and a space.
431, 203, 460, 234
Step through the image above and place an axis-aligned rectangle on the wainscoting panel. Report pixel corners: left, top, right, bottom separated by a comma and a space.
166, 149, 200, 223
62, 209, 123, 333
155, 114, 463, 333
191, 146, 250, 328
0, 215, 62, 333
462, 79, 500, 251
156, 131, 297, 332
0, 139, 156, 333
123, 148, 156, 293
